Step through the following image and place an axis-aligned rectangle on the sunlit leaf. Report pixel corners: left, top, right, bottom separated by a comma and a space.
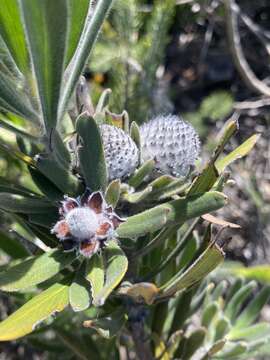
216, 134, 259, 173
0, 0, 29, 73
85, 253, 105, 304
160, 243, 224, 297
69, 273, 91, 312
20, 0, 69, 132
117, 191, 227, 239
0, 280, 70, 341
93, 240, 128, 306
0, 249, 75, 292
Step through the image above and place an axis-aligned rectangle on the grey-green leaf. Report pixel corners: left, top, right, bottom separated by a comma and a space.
0, 193, 55, 214
117, 191, 227, 239
20, 0, 68, 132
66, 0, 90, 64
93, 240, 128, 306
76, 112, 108, 191
0, 249, 76, 292
160, 243, 225, 297
85, 254, 105, 305
69, 274, 91, 312
0, 0, 29, 73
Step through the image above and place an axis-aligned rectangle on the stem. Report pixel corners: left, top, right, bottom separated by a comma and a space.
58, 0, 114, 121
129, 322, 154, 360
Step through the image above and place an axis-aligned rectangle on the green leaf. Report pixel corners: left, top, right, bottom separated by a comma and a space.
20, 0, 68, 132
213, 341, 247, 359
230, 264, 270, 283
228, 323, 270, 341
58, 0, 114, 120
128, 160, 155, 188
216, 134, 259, 173
0, 0, 29, 73
130, 121, 141, 153
189, 119, 238, 195
160, 243, 224, 297
117, 191, 227, 239
0, 229, 29, 259
224, 281, 257, 320
188, 163, 219, 195
66, 0, 90, 64
93, 240, 128, 306
0, 71, 38, 121
0, 175, 39, 197
0, 280, 70, 341
95, 88, 112, 114
214, 317, 231, 342
29, 167, 63, 201
123, 186, 153, 203
0, 249, 75, 292
69, 274, 91, 312
83, 308, 127, 339
0, 193, 55, 214
76, 112, 108, 191
36, 154, 82, 196
105, 179, 121, 208
85, 254, 105, 304
0, 117, 39, 142
235, 286, 270, 328
28, 212, 58, 229
182, 328, 206, 360
201, 302, 219, 328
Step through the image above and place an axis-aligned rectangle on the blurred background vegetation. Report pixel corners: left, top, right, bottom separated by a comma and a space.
0, 0, 269, 358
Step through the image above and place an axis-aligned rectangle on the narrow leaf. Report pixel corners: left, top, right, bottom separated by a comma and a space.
0, 0, 29, 73
76, 112, 108, 191
0, 280, 70, 341
117, 191, 227, 239
0, 71, 38, 121
0, 249, 75, 292
66, 0, 90, 64
235, 286, 270, 328
160, 243, 224, 297
0, 229, 29, 259
36, 154, 82, 196
128, 159, 156, 188
0, 193, 55, 214
59, 0, 114, 120
224, 281, 257, 320
216, 134, 259, 173
20, 0, 68, 131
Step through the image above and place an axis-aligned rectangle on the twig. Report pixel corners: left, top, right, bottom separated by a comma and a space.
232, 2, 270, 56
234, 97, 270, 110
224, 0, 270, 97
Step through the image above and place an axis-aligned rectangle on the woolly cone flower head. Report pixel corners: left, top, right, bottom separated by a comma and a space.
100, 124, 139, 181
51, 191, 124, 258
140, 115, 200, 177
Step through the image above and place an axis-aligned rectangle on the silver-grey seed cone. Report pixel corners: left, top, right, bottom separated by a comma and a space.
100, 124, 139, 181
140, 115, 200, 177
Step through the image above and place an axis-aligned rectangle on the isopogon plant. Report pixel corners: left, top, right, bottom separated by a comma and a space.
0, 1, 266, 359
